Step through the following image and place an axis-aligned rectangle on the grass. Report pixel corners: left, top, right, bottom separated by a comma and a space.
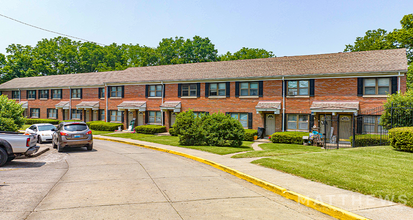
20, 124, 31, 130
91, 130, 113, 136
103, 132, 254, 155
251, 145, 413, 207
232, 143, 324, 158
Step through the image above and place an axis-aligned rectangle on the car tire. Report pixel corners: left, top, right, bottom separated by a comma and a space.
0, 148, 8, 167
86, 144, 93, 151
52, 140, 57, 149
57, 142, 64, 152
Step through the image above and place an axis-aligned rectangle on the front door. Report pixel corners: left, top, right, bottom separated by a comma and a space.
265, 114, 276, 136
137, 112, 144, 126
64, 109, 69, 120
128, 111, 134, 129
339, 115, 352, 141
93, 111, 98, 121
170, 112, 177, 128
319, 114, 332, 141
85, 110, 90, 122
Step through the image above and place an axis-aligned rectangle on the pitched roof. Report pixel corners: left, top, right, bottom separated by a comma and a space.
0, 49, 408, 90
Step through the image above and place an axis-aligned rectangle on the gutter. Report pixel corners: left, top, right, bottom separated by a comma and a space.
69, 87, 72, 120
398, 72, 401, 93
282, 77, 285, 132
161, 81, 164, 126
105, 83, 108, 122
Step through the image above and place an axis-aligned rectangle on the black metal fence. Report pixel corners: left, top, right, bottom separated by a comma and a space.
321, 103, 413, 149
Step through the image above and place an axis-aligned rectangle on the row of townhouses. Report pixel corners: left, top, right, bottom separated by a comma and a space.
0, 49, 408, 140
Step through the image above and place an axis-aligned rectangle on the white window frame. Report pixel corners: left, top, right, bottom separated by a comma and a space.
148, 111, 162, 124
182, 84, 197, 97
230, 113, 249, 128
287, 80, 309, 96
71, 89, 82, 99
287, 114, 309, 131
239, 82, 258, 96
48, 109, 57, 119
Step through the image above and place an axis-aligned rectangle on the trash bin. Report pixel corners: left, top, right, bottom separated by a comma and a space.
257, 127, 265, 139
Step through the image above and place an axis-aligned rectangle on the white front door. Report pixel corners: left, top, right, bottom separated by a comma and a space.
85, 110, 90, 122
265, 114, 276, 136
170, 112, 177, 127
128, 111, 134, 129
93, 111, 98, 121
64, 110, 69, 120
137, 112, 144, 126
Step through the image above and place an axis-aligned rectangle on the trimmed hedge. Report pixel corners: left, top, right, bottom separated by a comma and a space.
271, 131, 308, 144
244, 129, 258, 141
62, 120, 82, 122
169, 127, 177, 136
135, 125, 166, 134
25, 119, 60, 125
389, 127, 413, 152
349, 134, 389, 147
87, 121, 124, 131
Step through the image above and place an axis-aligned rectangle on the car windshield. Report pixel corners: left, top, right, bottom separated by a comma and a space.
38, 125, 56, 131
64, 124, 88, 131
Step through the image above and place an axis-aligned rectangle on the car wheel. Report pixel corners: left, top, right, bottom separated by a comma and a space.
0, 148, 8, 167
57, 142, 64, 152
86, 143, 93, 151
52, 139, 57, 149
38, 135, 43, 144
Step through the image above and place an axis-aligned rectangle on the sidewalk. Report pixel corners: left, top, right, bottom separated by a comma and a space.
94, 135, 413, 220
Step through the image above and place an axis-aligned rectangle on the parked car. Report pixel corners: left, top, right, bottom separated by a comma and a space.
52, 122, 93, 152
25, 123, 57, 144
0, 131, 38, 166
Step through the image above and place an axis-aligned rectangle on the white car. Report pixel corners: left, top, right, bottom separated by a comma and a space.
25, 123, 56, 144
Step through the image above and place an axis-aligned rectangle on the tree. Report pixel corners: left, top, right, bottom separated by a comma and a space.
380, 90, 413, 130
344, 13, 413, 90
219, 47, 275, 61
0, 95, 26, 131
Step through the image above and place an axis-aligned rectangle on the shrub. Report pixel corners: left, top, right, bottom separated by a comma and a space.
271, 131, 308, 144
172, 110, 245, 147
389, 127, 413, 152
349, 134, 389, 147
135, 125, 166, 134
25, 118, 60, 125
61, 120, 82, 123
169, 127, 177, 136
0, 95, 26, 131
88, 121, 124, 131
380, 90, 413, 129
244, 129, 258, 141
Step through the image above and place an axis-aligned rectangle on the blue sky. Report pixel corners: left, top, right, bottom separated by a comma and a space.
0, 0, 412, 57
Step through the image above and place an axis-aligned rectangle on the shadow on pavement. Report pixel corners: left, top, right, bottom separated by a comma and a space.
4, 161, 46, 168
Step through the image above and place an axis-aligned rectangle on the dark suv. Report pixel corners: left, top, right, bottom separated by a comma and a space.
52, 122, 93, 152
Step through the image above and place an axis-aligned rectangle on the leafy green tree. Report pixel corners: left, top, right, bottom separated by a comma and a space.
0, 95, 26, 131
219, 47, 275, 61
380, 90, 413, 130
344, 29, 396, 52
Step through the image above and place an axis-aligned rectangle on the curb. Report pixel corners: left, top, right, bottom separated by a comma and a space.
94, 137, 369, 220
28, 147, 50, 158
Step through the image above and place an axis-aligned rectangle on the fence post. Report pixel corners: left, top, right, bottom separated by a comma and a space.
390, 102, 393, 129
352, 115, 356, 148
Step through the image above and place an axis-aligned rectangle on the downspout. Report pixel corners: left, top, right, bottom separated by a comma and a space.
18, 88, 21, 103
105, 83, 108, 122
282, 77, 285, 132
161, 81, 164, 126
69, 87, 72, 120
398, 72, 401, 93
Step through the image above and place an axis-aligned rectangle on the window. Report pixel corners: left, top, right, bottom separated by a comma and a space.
48, 109, 57, 118
99, 88, 105, 98
99, 109, 105, 121
51, 89, 62, 99
30, 108, 40, 118
149, 85, 163, 97
64, 124, 87, 131
209, 83, 226, 96
110, 110, 122, 122
240, 82, 258, 96
230, 113, 249, 128
71, 89, 82, 99
27, 90, 36, 99
287, 114, 309, 130
287, 80, 309, 96
193, 112, 207, 118
182, 84, 197, 97
363, 116, 384, 134
39, 90, 49, 99
364, 78, 390, 95
12, 91, 20, 99
71, 109, 82, 119
110, 86, 122, 98
148, 111, 162, 124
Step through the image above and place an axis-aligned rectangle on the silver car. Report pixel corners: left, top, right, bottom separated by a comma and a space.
52, 122, 93, 152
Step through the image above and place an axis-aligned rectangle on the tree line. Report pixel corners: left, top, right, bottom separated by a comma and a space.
0, 36, 275, 84
345, 13, 413, 90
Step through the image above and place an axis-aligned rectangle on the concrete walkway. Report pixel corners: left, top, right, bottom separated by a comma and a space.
93, 135, 413, 220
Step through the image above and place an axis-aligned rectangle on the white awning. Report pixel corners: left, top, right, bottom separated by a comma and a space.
76, 101, 100, 110
255, 101, 281, 114
117, 101, 146, 111
160, 101, 181, 112
19, 101, 28, 109
310, 101, 359, 113
55, 101, 70, 110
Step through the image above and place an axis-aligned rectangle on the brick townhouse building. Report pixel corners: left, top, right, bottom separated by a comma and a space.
0, 49, 408, 141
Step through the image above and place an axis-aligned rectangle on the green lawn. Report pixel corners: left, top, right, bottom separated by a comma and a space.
232, 143, 324, 158
103, 133, 254, 155
251, 145, 413, 207
20, 124, 31, 130
91, 130, 113, 136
